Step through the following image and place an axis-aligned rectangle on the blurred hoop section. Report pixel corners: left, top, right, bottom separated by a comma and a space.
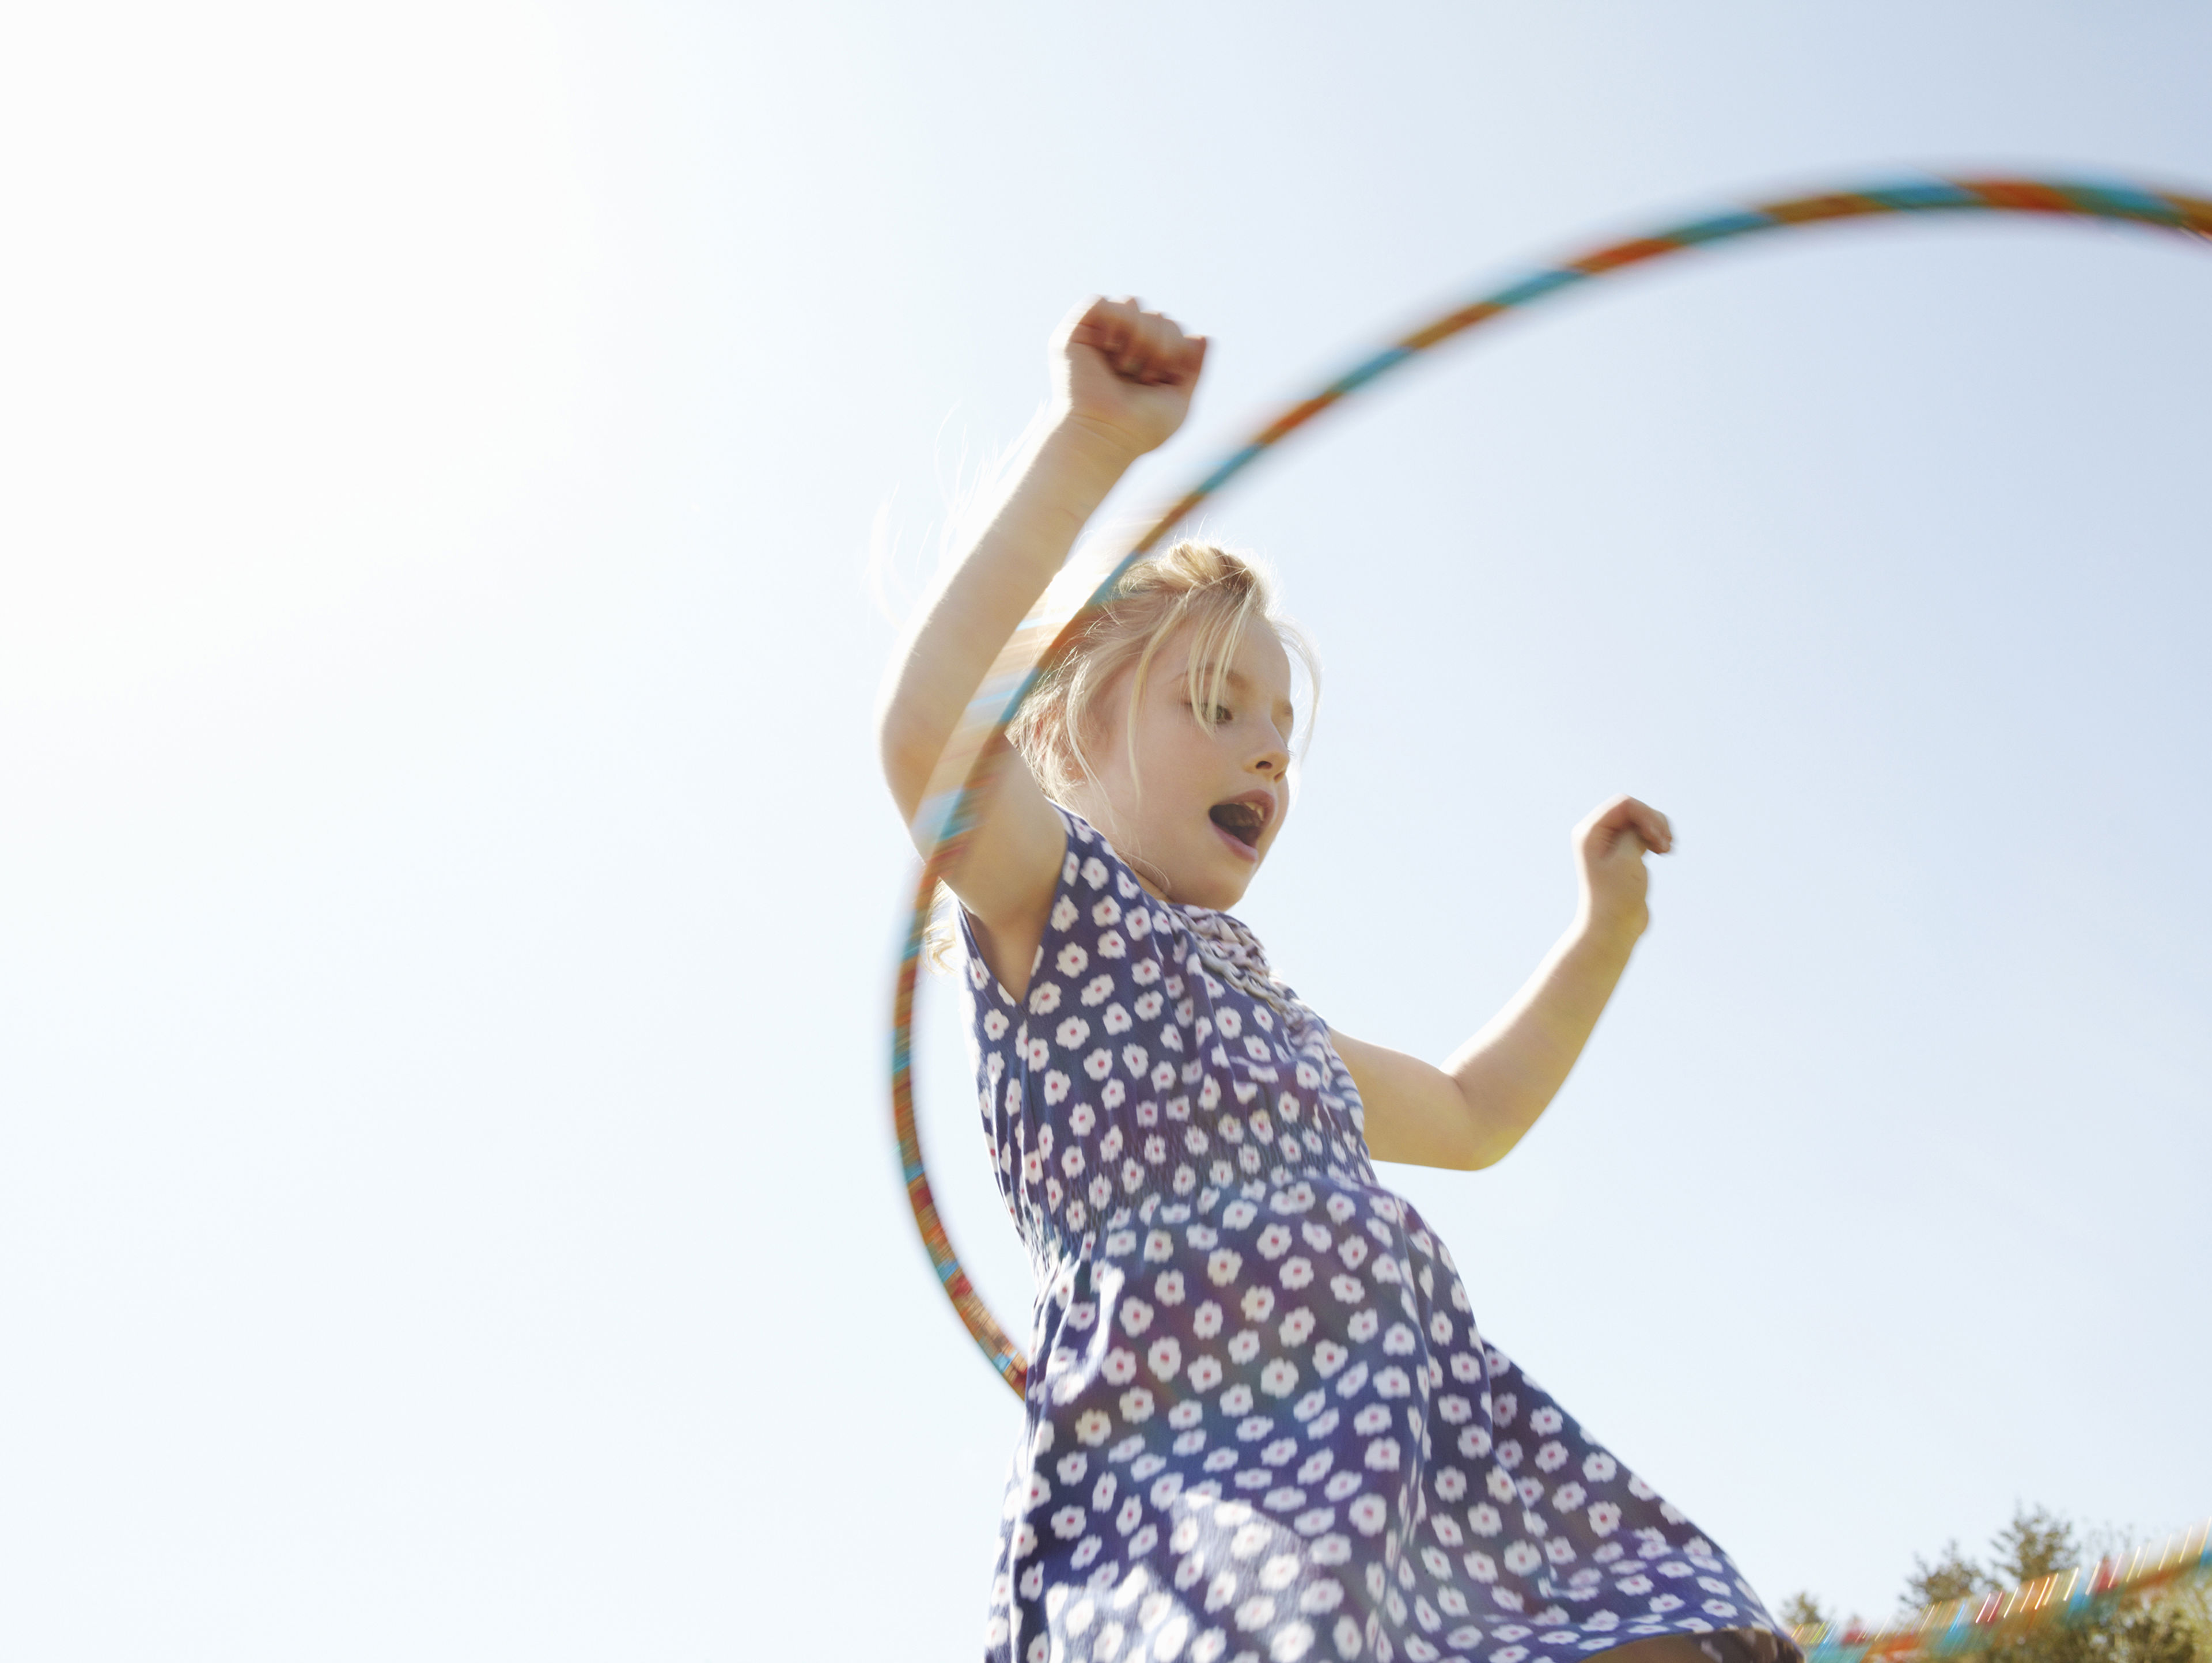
890, 174, 2212, 1400
1794, 1518, 2211, 1663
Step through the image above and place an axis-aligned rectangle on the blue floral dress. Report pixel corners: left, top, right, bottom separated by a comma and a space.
963, 809, 1790, 1663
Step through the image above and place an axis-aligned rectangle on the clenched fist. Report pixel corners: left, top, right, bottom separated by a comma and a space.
1573, 795, 1673, 941
1052, 296, 1207, 460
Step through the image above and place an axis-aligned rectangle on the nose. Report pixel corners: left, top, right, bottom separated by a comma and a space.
1249, 730, 1290, 778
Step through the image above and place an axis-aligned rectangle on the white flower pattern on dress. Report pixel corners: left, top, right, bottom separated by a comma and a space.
964, 810, 1791, 1663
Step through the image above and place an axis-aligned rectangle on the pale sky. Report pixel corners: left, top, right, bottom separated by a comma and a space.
2, 3, 2208, 1657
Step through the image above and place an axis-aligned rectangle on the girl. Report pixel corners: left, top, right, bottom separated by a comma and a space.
880, 298, 1793, 1663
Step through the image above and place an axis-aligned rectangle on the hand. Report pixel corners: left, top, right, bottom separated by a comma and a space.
1051, 296, 1207, 459
1571, 795, 1673, 940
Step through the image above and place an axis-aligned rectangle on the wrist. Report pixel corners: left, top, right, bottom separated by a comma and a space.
1049, 409, 1154, 472
1571, 900, 1646, 957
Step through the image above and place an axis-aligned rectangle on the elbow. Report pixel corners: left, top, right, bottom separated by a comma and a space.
1449, 1086, 1519, 1171
1442, 1134, 1505, 1173
877, 707, 937, 820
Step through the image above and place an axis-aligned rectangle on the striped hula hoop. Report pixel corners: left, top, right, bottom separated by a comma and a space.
1794, 1517, 2211, 1663
891, 174, 2212, 1400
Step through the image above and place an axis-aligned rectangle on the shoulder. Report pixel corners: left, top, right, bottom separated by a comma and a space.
1054, 808, 1125, 895
960, 806, 1170, 997
1046, 811, 1166, 947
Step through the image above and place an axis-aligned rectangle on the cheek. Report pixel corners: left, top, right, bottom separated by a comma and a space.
1153, 728, 1228, 806
1128, 708, 1201, 778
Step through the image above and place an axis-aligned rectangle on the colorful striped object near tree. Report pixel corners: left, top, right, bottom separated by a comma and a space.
1795, 1518, 2211, 1663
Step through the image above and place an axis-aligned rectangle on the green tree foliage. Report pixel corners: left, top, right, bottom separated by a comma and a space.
1888, 1506, 2197, 1663
1909, 1541, 1998, 1609
1994, 1507, 2081, 1586
1788, 1506, 2200, 1663
1782, 1593, 1834, 1631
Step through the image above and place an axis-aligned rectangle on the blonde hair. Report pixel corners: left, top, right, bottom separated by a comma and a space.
1010, 539, 1319, 809
927, 539, 1317, 969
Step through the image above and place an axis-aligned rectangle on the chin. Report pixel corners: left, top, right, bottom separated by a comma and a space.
1182, 864, 1257, 912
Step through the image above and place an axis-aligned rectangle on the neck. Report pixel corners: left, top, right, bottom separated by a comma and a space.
1123, 851, 1173, 900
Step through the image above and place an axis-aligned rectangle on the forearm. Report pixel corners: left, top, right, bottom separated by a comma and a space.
1442, 911, 1642, 1165
1340, 799, 1668, 1172
878, 417, 1135, 819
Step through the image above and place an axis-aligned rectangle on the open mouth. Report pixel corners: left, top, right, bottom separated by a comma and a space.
1208, 798, 1268, 849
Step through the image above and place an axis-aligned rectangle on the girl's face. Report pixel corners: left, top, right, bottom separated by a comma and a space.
1068, 620, 1297, 910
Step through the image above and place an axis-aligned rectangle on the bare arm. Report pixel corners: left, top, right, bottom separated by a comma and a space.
877, 298, 1206, 986
1336, 796, 1673, 1170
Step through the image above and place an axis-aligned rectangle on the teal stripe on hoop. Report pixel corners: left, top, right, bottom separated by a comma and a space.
2058, 180, 2192, 223
1862, 179, 1987, 212
1330, 344, 1414, 394
910, 787, 969, 850
1191, 444, 1269, 498
1488, 267, 1588, 308
1669, 209, 1778, 245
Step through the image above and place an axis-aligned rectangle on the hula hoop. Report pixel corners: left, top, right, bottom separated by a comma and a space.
1794, 1517, 2212, 1663
891, 173, 2212, 1400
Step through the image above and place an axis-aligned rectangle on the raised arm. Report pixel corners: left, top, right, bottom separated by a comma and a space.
1334, 795, 1673, 1170
878, 298, 1206, 986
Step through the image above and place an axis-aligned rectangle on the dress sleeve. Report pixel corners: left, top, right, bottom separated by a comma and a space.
1028, 807, 1172, 993
958, 806, 1175, 1048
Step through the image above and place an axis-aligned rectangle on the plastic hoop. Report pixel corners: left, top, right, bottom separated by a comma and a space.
890, 173, 2212, 1400
1794, 1517, 2211, 1663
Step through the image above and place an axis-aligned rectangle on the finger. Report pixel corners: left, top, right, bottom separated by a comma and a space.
1113, 310, 1159, 379
1111, 298, 1153, 377
1128, 314, 1169, 381
1130, 310, 1199, 384
1068, 310, 1130, 361
1153, 320, 1205, 387
1123, 313, 1176, 382
1066, 296, 1136, 357
1627, 801, 1672, 853
1598, 794, 1671, 854
1067, 294, 1124, 338
1069, 298, 1203, 386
